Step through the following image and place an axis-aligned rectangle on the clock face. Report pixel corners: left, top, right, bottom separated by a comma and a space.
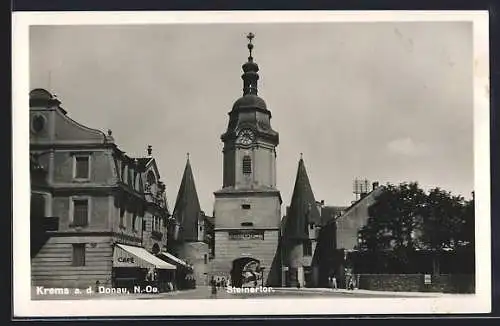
237, 129, 255, 146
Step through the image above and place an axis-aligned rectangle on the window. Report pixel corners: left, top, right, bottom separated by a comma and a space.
152, 216, 161, 232
72, 199, 88, 227
241, 222, 254, 227
132, 214, 137, 231
241, 204, 251, 210
119, 207, 125, 227
303, 240, 312, 256
199, 226, 203, 231
204, 254, 208, 264
142, 220, 147, 231
242, 156, 252, 174
72, 243, 86, 266
74, 156, 90, 179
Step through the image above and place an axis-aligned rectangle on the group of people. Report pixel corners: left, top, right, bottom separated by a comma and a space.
328, 275, 356, 290
210, 276, 230, 289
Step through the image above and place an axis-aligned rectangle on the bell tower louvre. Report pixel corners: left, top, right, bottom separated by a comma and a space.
212, 33, 282, 287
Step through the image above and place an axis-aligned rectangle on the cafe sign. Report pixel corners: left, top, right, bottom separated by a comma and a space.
229, 230, 265, 240
113, 245, 141, 267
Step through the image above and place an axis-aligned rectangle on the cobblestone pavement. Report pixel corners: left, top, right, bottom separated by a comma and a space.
32, 286, 459, 300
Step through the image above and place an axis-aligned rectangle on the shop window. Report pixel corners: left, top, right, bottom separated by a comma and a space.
242, 156, 252, 174
72, 199, 89, 227
72, 243, 86, 266
74, 156, 90, 179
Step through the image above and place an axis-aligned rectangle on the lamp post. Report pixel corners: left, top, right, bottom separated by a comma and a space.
260, 267, 266, 287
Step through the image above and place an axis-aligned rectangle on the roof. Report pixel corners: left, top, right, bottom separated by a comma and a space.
282, 157, 321, 240
172, 157, 202, 241
320, 206, 349, 226
326, 186, 386, 227
232, 94, 268, 112
136, 157, 153, 169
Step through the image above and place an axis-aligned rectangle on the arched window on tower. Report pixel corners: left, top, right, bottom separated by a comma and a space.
242, 155, 252, 175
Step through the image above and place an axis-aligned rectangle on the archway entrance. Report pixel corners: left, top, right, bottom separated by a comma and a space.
231, 257, 262, 288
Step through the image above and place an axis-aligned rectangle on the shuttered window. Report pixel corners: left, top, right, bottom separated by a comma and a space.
242, 156, 252, 174
73, 199, 88, 227
75, 156, 90, 179
72, 243, 86, 266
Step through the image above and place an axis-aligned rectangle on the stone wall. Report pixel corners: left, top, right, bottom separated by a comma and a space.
212, 230, 279, 284
357, 274, 475, 293
177, 241, 210, 286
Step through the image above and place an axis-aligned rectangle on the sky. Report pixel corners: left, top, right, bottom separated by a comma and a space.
29, 22, 474, 214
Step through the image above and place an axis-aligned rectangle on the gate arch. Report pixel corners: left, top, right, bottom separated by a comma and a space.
230, 257, 262, 287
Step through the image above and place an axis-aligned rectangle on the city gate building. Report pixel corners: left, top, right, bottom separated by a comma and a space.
212, 34, 282, 287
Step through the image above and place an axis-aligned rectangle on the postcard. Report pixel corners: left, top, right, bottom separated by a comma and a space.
12, 10, 490, 317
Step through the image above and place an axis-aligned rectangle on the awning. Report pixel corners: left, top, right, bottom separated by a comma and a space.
158, 251, 192, 270
113, 244, 176, 270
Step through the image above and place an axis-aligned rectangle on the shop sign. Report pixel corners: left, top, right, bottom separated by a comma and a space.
117, 257, 135, 264
229, 230, 265, 240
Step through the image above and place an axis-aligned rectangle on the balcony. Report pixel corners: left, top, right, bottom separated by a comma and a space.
151, 230, 163, 241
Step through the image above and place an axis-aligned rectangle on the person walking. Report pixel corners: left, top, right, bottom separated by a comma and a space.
210, 276, 217, 298
332, 275, 338, 290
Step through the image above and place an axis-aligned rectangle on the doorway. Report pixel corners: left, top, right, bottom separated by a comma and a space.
230, 257, 262, 287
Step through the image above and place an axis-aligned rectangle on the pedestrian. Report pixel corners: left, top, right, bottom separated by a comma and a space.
210, 276, 217, 298
332, 275, 337, 290
221, 278, 226, 288
348, 276, 354, 290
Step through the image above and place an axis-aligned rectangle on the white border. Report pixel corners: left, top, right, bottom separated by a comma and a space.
13, 11, 490, 317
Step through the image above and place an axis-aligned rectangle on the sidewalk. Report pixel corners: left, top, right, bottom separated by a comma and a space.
272, 287, 468, 297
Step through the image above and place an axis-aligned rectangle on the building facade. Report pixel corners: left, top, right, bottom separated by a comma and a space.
212, 34, 282, 287
29, 89, 177, 291
312, 182, 384, 288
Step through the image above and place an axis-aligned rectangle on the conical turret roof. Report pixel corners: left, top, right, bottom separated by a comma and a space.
172, 155, 201, 241
283, 156, 321, 240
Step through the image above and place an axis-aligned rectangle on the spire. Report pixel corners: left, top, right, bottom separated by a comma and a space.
283, 157, 321, 240
147, 145, 153, 157
241, 32, 260, 96
172, 156, 202, 241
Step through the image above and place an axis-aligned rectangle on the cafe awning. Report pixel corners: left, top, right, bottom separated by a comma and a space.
157, 251, 192, 270
113, 244, 176, 270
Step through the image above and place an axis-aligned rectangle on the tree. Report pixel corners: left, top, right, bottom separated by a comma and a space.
357, 182, 474, 274
420, 188, 466, 273
357, 182, 426, 272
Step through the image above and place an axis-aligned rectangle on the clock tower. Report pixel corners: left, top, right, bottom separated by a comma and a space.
213, 33, 282, 287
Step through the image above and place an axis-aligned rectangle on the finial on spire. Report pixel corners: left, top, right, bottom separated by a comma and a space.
241, 32, 260, 96
147, 145, 152, 156
247, 32, 255, 61
300, 153, 303, 160
187, 152, 190, 160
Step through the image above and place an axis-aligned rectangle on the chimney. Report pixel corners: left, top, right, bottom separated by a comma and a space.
372, 181, 379, 190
